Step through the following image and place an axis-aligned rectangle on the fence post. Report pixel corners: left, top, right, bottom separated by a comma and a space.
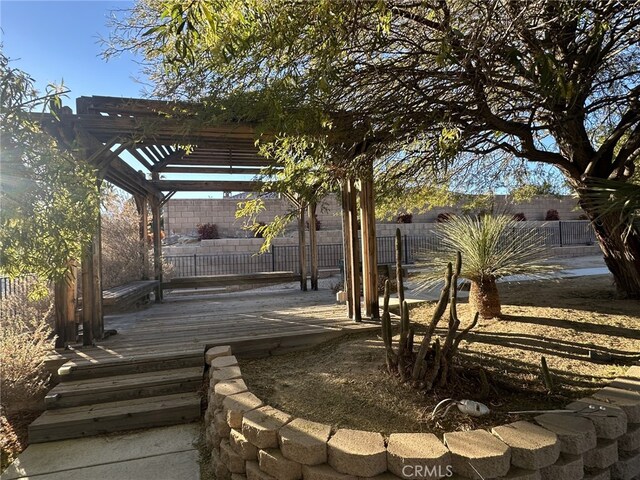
271, 246, 276, 272
558, 221, 563, 247
193, 254, 197, 276
404, 235, 409, 264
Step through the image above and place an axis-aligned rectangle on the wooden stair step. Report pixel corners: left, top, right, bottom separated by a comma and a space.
45, 367, 204, 409
29, 392, 202, 443
58, 348, 204, 381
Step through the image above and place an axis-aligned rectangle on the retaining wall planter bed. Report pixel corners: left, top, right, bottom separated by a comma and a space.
204, 346, 640, 480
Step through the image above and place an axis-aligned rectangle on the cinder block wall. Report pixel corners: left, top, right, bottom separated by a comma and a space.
396, 195, 582, 223
163, 196, 342, 237
164, 195, 583, 236
206, 348, 640, 480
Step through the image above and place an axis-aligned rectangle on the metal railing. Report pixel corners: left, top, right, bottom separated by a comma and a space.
0, 274, 39, 300
163, 221, 597, 278
0, 223, 594, 291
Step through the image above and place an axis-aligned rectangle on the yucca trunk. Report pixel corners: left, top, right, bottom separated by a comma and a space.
469, 277, 501, 319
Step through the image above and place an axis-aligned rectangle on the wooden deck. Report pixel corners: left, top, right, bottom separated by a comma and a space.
35, 286, 377, 443
45, 286, 372, 370
69, 286, 376, 362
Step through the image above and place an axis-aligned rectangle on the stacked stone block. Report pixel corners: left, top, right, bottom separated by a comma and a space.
204, 347, 640, 480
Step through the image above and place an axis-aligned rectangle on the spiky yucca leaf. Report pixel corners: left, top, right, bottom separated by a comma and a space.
415, 214, 560, 289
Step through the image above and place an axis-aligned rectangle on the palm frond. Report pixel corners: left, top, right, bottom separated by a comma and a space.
581, 177, 640, 238
414, 214, 561, 290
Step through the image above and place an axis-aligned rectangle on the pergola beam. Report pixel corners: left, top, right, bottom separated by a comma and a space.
151, 180, 263, 192
159, 166, 272, 175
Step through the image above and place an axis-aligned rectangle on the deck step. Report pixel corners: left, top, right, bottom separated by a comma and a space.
29, 392, 202, 443
45, 367, 204, 409
58, 348, 204, 381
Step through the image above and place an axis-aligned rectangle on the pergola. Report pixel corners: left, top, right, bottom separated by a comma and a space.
42, 96, 379, 346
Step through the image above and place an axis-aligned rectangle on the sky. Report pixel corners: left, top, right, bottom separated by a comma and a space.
1, 0, 145, 108
1, 0, 225, 198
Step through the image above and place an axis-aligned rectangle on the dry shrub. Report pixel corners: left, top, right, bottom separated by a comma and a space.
0, 286, 55, 415
101, 192, 146, 289
1, 281, 55, 468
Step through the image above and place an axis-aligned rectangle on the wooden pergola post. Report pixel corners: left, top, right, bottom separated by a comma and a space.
359, 164, 379, 319
150, 196, 163, 302
297, 205, 308, 291
54, 260, 78, 347
134, 195, 150, 280
81, 202, 104, 346
308, 202, 319, 291
340, 181, 353, 319
347, 179, 362, 321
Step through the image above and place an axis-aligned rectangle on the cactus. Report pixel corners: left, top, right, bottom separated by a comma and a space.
381, 231, 479, 391
395, 228, 405, 320
380, 279, 396, 372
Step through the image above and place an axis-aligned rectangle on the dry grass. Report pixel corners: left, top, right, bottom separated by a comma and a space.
240, 275, 639, 437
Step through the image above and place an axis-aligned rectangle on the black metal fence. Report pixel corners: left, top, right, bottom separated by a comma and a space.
164, 221, 597, 278
0, 275, 39, 300
0, 222, 596, 292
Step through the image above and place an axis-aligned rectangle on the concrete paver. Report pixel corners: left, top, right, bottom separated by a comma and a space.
1, 424, 200, 480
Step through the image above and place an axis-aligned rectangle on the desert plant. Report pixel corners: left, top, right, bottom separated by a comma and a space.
416, 215, 559, 318
0, 281, 55, 469
396, 213, 413, 224
0, 289, 55, 414
381, 230, 478, 391
513, 212, 527, 221
545, 209, 560, 221
197, 223, 219, 240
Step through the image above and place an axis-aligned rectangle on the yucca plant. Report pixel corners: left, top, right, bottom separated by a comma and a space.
581, 178, 640, 240
416, 214, 560, 318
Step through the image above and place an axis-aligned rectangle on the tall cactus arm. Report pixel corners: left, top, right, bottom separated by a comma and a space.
412, 262, 453, 380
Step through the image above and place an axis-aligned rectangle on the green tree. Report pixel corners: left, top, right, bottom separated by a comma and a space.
108, 0, 640, 296
236, 135, 337, 290
0, 50, 99, 289
417, 215, 559, 319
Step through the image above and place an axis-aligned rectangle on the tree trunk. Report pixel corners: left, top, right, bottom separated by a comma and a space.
469, 277, 501, 319
582, 208, 640, 298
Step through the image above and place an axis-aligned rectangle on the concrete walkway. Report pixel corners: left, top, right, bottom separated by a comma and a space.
399, 255, 609, 302
1, 424, 200, 480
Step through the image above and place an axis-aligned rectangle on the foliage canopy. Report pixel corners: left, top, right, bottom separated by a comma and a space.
107, 0, 640, 295
0, 50, 99, 287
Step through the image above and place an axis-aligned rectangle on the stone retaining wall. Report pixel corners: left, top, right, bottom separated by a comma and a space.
203, 346, 640, 480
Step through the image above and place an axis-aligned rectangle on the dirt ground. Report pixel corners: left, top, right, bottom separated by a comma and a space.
240, 275, 640, 436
